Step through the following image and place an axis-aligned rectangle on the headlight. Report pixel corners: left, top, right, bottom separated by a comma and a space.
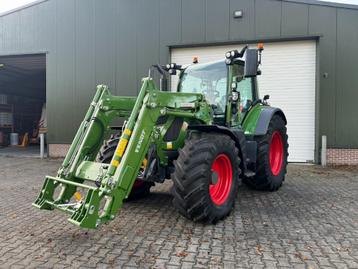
232, 91, 239, 101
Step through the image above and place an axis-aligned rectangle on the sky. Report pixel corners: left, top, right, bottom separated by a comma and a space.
0, 0, 357, 14
0, 0, 38, 14
322, 0, 358, 4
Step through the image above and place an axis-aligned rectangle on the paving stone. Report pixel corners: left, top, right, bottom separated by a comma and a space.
0, 157, 357, 268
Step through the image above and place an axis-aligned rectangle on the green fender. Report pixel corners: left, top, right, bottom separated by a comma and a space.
188, 124, 248, 173
242, 104, 287, 136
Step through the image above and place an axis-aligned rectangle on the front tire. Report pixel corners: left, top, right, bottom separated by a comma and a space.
97, 134, 153, 199
245, 114, 288, 191
171, 133, 240, 223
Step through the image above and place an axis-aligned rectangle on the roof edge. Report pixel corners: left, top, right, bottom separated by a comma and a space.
169, 35, 320, 49
281, 0, 358, 10
0, 0, 357, 18
0, 0, 49, 18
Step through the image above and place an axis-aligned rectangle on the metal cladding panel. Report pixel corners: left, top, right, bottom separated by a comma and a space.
1, 13, 21, 53
171, 41, 317, 162
281, 2, 309, 36
181, 0, 206, 44
53, 0, 76, 143
116, 0, 138, 96
205, 0, 230, 42
32, 2, 54, 50
0, 1, 54, 54
229, 0, 255, 41
159, 0, 181, 64
46, 52, 57, 143
336, 8, 358, 148
18, 8, 36, 52
136, 0, 160, 90
94, 0, 116, 91
308, 5, 337, 148
45, 0, 58, 143
0, 0, 357, 147
159, 0, 181, 46
255, 0, 282, 38
75, 0, 96, 123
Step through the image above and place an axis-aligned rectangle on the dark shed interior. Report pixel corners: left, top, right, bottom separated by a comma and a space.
0, 54, 46, 154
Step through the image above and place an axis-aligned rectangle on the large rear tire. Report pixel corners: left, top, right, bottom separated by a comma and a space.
97, 134, 153, 199
245, 114, 288, 191
172, 133, 240, 223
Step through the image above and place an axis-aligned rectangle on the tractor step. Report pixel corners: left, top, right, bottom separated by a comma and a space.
244, 170, 256, 177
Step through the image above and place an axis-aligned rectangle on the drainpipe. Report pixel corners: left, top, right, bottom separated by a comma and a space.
40, 133, 45, 159
321, 135, 327, 167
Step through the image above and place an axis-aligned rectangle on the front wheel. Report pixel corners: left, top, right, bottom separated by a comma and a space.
245, 114, 288, 191
97, 134, 153, 199
171, 133, 241, 223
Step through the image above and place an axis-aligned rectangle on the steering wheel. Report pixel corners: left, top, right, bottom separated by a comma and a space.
212, 104, 224, 115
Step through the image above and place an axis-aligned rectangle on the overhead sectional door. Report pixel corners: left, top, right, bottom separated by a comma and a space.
171, 40, 316, 162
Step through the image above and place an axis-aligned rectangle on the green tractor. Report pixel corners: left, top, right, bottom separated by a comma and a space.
33, 44, 288, 229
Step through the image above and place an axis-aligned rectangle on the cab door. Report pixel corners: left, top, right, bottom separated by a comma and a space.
227, 63, 256, 127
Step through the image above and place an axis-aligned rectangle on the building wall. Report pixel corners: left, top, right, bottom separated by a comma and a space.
0, 0, 358, 156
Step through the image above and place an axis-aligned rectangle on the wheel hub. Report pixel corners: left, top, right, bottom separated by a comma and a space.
211, 171, 219, 185
210, 154, 233, 206
269, 131, 284, 176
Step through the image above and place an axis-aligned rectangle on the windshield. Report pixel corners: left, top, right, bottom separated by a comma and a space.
178, 60, 228, 116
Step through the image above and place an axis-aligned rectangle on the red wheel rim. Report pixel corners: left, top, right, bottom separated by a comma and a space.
210, 154, 233, 206
269, 131, 284, 176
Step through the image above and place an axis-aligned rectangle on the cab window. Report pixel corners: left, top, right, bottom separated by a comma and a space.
232, 64, 253, 114
238, 78, 253, 113
178, 60, 228, 118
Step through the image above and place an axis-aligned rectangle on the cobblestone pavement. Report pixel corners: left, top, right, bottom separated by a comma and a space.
0, 156, 357, 269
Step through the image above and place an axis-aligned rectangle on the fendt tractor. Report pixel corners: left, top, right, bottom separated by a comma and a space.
33, 44, 288, 229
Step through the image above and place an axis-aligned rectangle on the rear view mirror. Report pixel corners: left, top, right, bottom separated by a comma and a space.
244, 49, 259, 77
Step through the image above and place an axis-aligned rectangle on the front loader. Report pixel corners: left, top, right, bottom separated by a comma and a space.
33, 44, 288, 229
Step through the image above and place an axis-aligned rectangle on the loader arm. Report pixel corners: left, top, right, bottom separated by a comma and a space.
33, 78, 211, 229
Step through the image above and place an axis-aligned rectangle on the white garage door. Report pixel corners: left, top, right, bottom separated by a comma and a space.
171, 40, 316, 162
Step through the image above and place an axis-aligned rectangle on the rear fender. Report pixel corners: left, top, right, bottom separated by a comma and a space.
242, 105, 287, 136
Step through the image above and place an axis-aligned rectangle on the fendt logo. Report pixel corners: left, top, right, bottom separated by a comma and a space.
135, 130, 146, 153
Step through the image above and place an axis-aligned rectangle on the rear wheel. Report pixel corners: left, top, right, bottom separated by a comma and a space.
245, 114, 288, 191
97, 134, 153, 199
172, 133, 240, 223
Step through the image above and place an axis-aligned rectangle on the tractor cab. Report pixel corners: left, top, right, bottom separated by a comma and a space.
177, 45, 263, 126
177, 60, 228, 124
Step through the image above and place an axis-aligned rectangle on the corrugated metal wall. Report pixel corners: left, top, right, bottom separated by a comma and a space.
0, 0, 357, 148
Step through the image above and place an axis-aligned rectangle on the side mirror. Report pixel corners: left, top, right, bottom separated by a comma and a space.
263, 94, 270, 105
244, 49, 259, 77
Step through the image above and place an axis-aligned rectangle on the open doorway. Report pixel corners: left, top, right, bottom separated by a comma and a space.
0, 53, 46, 157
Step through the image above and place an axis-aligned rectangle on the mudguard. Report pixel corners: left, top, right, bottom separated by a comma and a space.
188, 125, 248, 173
242, 104, 287, 136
